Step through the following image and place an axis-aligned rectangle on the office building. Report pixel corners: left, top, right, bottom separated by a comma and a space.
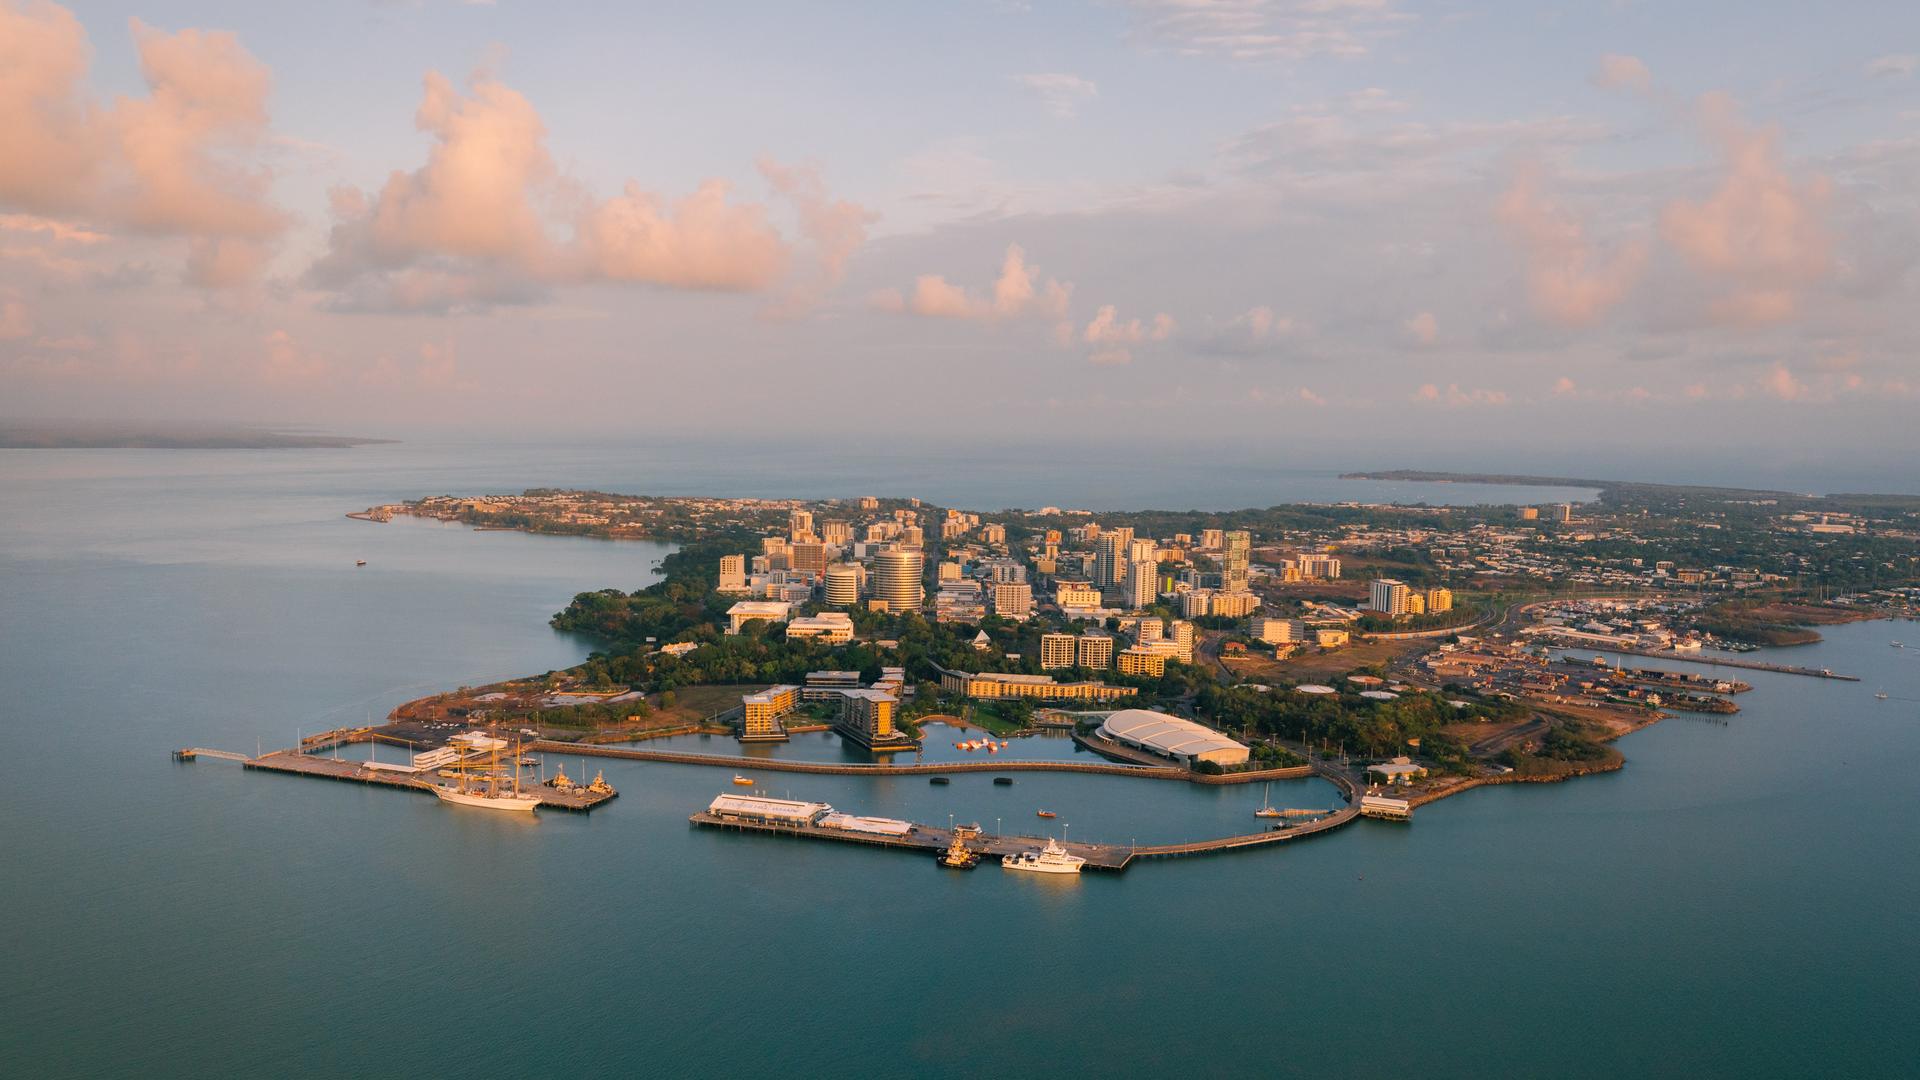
992, 582, 1033, 620
1250, 618, 1304, 645
824, 564, 862, 607
871, 548, 924, 613
726, 600, 792, 633
790, 541, 826, 575
785, 612, 854, 644
717, 554, 747, 594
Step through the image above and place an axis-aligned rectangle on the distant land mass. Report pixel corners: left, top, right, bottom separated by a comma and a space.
0, 422, 395, 450
1342, 469, 1920, 512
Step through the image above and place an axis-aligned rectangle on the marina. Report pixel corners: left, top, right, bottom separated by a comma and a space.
180, 745, 620, 812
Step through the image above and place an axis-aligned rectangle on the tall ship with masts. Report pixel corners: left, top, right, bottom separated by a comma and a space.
434, 730, 541, 812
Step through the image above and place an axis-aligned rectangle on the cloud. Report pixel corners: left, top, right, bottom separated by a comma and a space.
0, 4, 288, 286
1125, 0, 1414, 63
1761, 364, 1806, 401
1405, 310, 1438, 345
1660, 92, 1831, 324
261, 329, 328, 383
1296, 387, 1326, 406
1497, 163, 1647, 325
1088, 348, 1132, 366
1012, 73, 1098, 119
1415, 382, 1508, 406
1084, 304, 1175, 344
1243, 306, 1294, 339
309, 69, 860, 312
1592, 53, 1653, 95
1866, 54, 1917, 79
0, 213, 108, 245
0, 291, 32, 340
1553, 375, 1578, 395
892, 243, 1074, 321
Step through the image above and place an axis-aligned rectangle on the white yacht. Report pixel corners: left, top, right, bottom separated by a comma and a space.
1002, 836, 1085, 875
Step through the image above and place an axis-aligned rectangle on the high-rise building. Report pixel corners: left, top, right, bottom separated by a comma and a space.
837, 688, 898, 746
1426, 587, 1453, 613
1406, 593, 1426, 616
1168, 619, 1195, 662
1056, 581, 1102, 608
980, 524, 1006, 545
790, 542, 826, 575
1131, 618, 1164, 643
789, 509, 814, 542
1298, 553, 1341, 579
1202, 528, 1225, 550
1556, 503, 1574, 523
1040, 633, 1077, 670
1518, 506, 1540, 521
1076, 634, 1114, 669
717, 554, 747, 594
821, 520, 853, 545
741, 685, 799, 741
1117, 646, 1168, 677
1125, 557, 1157, 610
1223, 530, 1251, 593
901, 525, 924, 547
871, 548, 924, 613
1369, 578, 1411, 616
823, 564, 861, 607
991, 582, 1033, 620
1211, 591, 1261, 618
1096, 532, 1128, 587
858, 496, 880, 510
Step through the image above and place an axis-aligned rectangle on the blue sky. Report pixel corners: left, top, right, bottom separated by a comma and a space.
3, 0, 1919, 468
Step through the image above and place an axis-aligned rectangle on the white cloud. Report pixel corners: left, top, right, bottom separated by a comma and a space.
1012, 73, 1099, 119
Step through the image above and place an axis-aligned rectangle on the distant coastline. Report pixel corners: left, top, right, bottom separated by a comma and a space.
0, 424, 395, 450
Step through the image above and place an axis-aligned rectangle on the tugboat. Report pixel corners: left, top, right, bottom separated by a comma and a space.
936, 824, 982, 870
586, 770, 615, 796
1035, 809, 1057, 819
731, 774, 754, 786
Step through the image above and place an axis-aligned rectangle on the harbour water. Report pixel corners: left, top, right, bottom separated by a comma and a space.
2, 444, 1916, 1078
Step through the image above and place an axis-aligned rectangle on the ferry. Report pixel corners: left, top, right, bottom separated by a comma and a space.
731, 774, 754, 786
1035, 809, 1057, 818
1002, 836, 1085, 875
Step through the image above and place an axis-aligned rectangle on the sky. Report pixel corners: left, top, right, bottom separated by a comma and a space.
3, 0, 1919, 471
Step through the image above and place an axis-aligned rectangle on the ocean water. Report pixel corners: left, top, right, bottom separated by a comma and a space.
1, 445, 1915, 1079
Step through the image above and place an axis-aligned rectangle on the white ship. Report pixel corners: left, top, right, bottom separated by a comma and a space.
1002, 836, 1085, 875
434, 786, 540, 812
434, 729, 540, 813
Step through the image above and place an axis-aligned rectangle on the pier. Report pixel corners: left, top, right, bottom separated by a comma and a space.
176, 745, 618, 811
1573, 646, 1860, 681
690, 798, 1362, 871
529, 740, 1316, 786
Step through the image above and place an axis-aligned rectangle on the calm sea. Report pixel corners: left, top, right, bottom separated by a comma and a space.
1, 443, 1914, 1079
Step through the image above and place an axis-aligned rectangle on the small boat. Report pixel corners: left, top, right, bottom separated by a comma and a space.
731, 774, 754, 786
1876, 692, 1889, 700
1892, 642, 1905, 648
929, 776, 951, 785
355, 560, 367, 567
1254, 781, 1282, 819
993, 777, 1014, 786
1035, 809, 1057, 819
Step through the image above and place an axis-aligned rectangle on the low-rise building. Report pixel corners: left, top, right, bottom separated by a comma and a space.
726, 600, 792, 633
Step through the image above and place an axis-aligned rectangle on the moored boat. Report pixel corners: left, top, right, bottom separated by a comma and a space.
1002, 836, 1084, 875
732, 774, 754, 786
1036, 809, 1056, 818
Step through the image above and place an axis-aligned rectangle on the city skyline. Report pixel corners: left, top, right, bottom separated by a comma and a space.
3, 1, 1918, 460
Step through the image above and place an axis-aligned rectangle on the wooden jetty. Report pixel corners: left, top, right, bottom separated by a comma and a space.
1575, 645, 1859, 681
